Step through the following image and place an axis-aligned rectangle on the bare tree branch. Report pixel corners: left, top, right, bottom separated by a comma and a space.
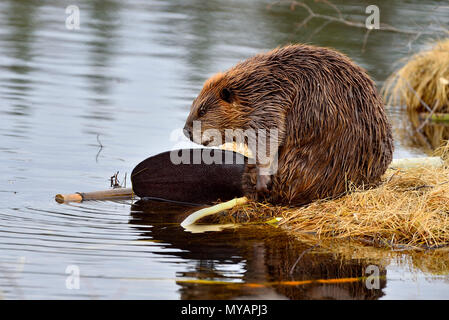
268, 1, 449, 52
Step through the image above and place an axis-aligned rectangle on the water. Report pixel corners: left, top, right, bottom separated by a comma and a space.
0, 0, 448, 299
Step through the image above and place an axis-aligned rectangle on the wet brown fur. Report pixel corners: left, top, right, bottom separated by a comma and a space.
184, 44, 394, 206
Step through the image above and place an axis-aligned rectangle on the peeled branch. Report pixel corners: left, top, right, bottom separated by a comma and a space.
180, 197, 248, 228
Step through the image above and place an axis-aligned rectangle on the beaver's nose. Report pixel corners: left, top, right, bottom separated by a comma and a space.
183, 124, 192, 140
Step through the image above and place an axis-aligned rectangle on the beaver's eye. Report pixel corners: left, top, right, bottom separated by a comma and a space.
198, 106, 206, 117
220, 88, 232, 103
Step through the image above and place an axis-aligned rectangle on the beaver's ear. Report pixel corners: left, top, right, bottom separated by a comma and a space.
220, 88, 233, 103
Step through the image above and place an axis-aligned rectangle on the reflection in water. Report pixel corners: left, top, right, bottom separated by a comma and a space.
130, 200, 386, 300
84, 0, 121, 107
0, 0, 41, 138
4, 0, 39, 73
398, 110, 449, 154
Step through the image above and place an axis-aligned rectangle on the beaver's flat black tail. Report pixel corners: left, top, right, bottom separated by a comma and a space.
131, 149, 246, 205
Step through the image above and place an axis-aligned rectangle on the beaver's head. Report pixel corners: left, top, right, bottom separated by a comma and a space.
184, 72, 248, 146
184, 63, 289, 147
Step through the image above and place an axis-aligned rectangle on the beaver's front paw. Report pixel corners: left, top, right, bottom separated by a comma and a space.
242, 165, 272, 202
256, 174, 272, 199
242, 164, 258, 201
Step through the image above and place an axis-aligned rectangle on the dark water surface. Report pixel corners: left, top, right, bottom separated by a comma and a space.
0, 0, 448, 299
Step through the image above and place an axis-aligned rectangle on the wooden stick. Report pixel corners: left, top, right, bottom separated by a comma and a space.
55, 188, 134, 203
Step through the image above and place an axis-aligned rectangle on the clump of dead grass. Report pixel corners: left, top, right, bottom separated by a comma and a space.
384, 38, 449, 113
383, 38, 449, 149
281, 167, 449, 248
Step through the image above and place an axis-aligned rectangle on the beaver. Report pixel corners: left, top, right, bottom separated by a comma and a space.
183, 44, 393, 206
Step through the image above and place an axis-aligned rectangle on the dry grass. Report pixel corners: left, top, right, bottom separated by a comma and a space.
384, 38, 449, 113
383, 38, 449, 149
214, 143, 449, 250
